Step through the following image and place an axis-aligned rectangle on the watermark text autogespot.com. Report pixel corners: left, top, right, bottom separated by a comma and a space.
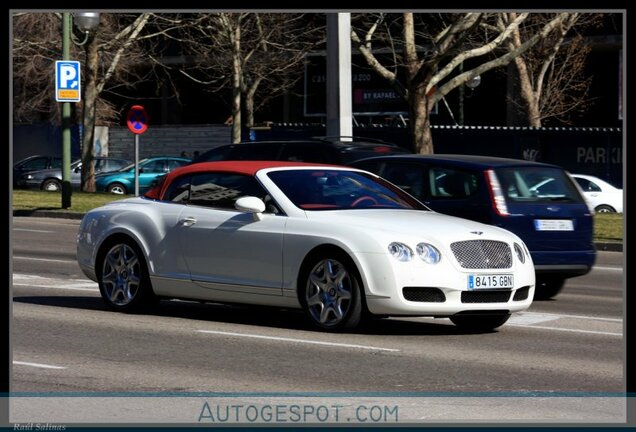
198, 402, 399, 423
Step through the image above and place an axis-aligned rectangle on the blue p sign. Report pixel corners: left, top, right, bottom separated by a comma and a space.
55, 61, 81, 102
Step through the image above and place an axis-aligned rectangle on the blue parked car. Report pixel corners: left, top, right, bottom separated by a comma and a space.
351, 154, 596, 299
95, 156, 191, 195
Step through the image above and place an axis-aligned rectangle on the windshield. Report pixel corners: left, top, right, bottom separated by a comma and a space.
267, 169, 427, 210
119, 159, 149, 172
495, 166, 585, 204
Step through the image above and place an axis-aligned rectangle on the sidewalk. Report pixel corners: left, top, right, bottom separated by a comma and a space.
12, 209, 624, 253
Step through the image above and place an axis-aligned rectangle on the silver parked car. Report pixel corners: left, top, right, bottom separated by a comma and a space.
16, 157, 131, 191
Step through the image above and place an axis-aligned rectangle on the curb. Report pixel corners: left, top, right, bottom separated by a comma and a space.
13, 210, 624, 253
13, 210, 85, 220
595, 242, 623, 252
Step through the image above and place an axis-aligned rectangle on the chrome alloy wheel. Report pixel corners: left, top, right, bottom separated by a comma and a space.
101, 243, 141, 306
108, 184, 126, 195
305, 259, 353, 327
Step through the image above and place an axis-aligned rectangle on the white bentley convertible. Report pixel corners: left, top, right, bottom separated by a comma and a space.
77, 161, 535, 331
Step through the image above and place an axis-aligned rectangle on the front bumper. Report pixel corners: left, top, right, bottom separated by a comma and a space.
355, 252, 535, 317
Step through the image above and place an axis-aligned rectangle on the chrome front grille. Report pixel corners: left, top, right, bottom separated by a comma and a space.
450, 240, 512, 269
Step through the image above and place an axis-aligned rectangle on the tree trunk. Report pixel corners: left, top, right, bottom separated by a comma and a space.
402, 13, 434, 155
81, 36, 99, 192
244, 77, 262, 129
231, 24, 242, 143
410, 85, 434, 154
513, 56, 542, 127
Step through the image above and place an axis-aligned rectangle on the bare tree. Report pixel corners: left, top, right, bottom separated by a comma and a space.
351, 12, 577, 154
12, 12, 183, 192
503, 13, 601, 126
175, 13, 322, 143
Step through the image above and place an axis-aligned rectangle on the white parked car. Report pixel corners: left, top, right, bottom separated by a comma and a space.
77, 161, 536, 332
571, 174, 623, 213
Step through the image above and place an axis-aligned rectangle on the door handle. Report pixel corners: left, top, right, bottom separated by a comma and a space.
181, 217, 197, 227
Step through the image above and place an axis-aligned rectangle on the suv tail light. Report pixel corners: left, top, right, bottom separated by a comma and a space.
373, 146, 393, 153
485, 169, 509, 216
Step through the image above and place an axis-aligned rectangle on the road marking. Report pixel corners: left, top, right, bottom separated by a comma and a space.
13, 273, 97, 291
197, 330, 400, 352
507, 312, 622, 336
506, 324, 622, 337
592, 266, 623, 272
511, 311, 622, 324
13, 256, 76, 264
13, 361, 66, 370
507, 313, 559, 325
13, 228, 54, 233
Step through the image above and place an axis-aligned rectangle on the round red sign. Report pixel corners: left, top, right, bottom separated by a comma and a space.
126, 105, 149, 134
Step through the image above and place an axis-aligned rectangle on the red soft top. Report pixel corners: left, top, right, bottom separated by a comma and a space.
144, 160, 339, 200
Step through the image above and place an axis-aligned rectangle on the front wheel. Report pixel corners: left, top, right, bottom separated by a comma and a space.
42, 178, 61, 192
97, 238, 156, 312
300, 253, 363, 331
450, 313, 511, 332
107, 182, 127, 195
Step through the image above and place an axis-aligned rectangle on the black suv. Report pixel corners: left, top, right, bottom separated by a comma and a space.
192, 137, 410, 165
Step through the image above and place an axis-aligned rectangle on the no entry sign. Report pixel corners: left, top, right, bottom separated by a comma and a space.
126, 105, 149, 134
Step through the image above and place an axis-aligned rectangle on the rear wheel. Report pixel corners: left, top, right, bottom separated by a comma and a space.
42, 178, 61, 192
97, 238, 156, 311
534, 277, 566, 300
107, 182, 127, 195
450, 313, 511, 332
300, 252, 363, 331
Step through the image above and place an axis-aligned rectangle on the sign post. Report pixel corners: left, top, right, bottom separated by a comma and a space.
126, 105, 149, 196
55, 27, 81, 208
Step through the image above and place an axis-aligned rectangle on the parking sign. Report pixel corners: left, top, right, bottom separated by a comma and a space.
55, 61, 81, 102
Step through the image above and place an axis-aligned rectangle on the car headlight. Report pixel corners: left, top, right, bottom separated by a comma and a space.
416, 243, 441, 264
522, 242, 531, 259
514, 243, 525, 264
388, 242, 413, 262
23, 174, 33, 180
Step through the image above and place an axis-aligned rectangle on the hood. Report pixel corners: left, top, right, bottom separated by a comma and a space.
306, 209, 520, 244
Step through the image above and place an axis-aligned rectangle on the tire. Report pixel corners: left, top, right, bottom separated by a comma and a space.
595, 205, 616, 213
97, 237, 156, 312
300, 252, 363, 331
42, 178, 61, 192
450, 313, 511, 332
107, 182, 127, 195
534, 277, 566, 300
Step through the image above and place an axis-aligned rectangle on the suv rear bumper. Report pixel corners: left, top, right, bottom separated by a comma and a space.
531, 249, 596, 278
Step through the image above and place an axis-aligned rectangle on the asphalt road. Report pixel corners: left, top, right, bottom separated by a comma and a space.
10, 217, 624, 399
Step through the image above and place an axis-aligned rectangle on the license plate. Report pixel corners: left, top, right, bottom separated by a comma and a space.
468, 274, 514, 290
534, 219, 574, 231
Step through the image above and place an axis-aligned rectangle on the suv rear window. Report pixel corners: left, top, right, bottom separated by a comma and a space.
494, 167, 584, 204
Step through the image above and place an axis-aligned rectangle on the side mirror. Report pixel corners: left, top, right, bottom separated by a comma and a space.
73, 167, 81, 173
235, 196, 266, 221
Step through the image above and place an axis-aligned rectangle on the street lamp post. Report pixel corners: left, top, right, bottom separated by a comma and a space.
60, 12, 100, 209
61, 13, 72, 208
